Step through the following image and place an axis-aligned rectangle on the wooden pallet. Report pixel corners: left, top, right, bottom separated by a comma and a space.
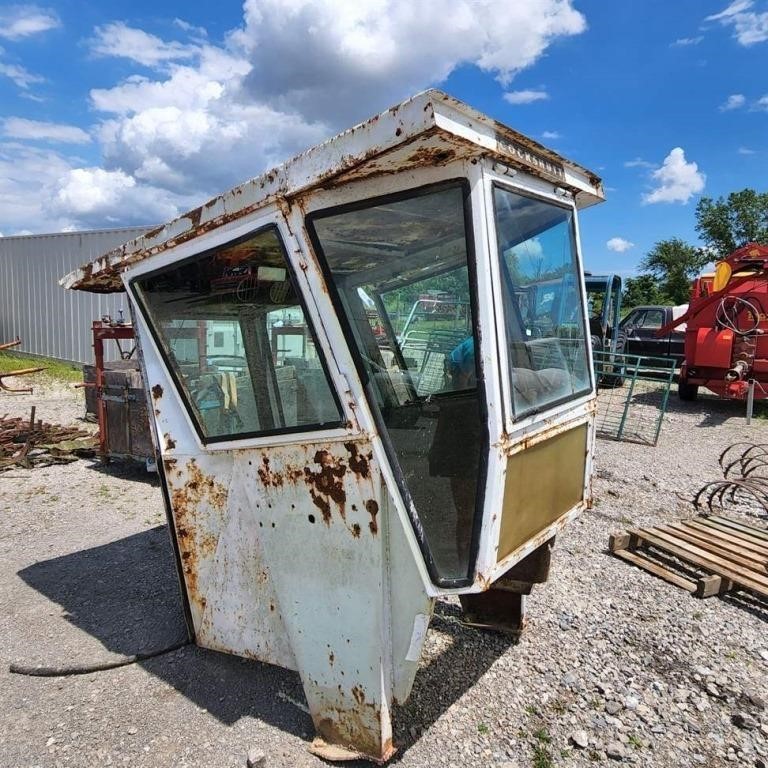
609, 514, 768, 600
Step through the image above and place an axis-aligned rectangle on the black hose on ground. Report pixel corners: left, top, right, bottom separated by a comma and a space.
9, 639, 191, 677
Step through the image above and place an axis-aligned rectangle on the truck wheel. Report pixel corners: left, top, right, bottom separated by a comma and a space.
678, 379, 698, 401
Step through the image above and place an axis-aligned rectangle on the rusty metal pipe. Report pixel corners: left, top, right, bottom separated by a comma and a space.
0, 367, 46, 393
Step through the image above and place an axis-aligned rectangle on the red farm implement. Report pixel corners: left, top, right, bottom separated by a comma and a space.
658, 243, 768, 406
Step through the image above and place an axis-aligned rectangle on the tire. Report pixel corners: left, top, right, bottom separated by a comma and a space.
678, 378, 699, 401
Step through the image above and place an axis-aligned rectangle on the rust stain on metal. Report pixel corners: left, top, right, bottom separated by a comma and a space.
151, 383, 163, 400
169, 458, 229, 613
365, 499, 379, 536
407, 146, 455, 166
311, 492, 333, 526
258, 455, 283, 487
312, 689, 395, 763
304, 450, 347, 523
254, 445, 374, 537
498, 414, 592, 457
257, 454, 303, 487
344, 442, 372, 479
186, 206, 202, 229
164, 433, 176, 450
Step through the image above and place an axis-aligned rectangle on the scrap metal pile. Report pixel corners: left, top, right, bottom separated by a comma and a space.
693, 442, 768, 516
0, 407, 95, 471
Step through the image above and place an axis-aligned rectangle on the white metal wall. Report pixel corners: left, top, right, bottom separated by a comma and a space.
0, 227, 152, 364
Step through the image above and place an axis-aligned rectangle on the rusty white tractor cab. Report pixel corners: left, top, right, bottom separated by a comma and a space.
63, 90, 604, 762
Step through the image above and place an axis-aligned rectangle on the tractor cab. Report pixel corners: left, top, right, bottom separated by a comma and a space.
63, 90, 604, 762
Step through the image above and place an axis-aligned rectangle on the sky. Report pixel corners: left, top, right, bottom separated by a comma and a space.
0, 0, 766, 276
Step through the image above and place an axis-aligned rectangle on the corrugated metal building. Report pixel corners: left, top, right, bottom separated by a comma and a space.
0, 227, 152, 363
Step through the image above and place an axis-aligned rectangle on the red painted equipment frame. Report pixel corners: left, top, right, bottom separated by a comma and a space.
658, 243, 768, 400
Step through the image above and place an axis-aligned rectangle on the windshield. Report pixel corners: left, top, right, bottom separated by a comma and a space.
308, 182, 485, 585
493, 186, 591, 417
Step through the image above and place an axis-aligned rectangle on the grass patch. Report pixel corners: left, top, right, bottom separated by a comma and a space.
628, 733, 643, 750
533, 744, 554, 768
550, 698, 567, 715
0, 351, 83, 385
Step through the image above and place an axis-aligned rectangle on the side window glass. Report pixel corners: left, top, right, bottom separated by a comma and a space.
493, 186, 591, 417
133, 226, 343, 441
643, 310, 663, 329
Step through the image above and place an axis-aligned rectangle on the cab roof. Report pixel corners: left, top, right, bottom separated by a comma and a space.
62, 89, 604, 294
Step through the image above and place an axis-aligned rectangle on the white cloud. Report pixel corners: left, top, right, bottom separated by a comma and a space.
720, 93, 746, 110
752, 94, 768, 110
706, 0, 754, 21
2, 117, 91, 144
503, 89, 549, 105
672, 35, 704, 48
91, 22, 200, 68
738, 146, 756, 154
624, 157, 654, 169
49, 168, 179, 227
606, 237, 634, 253
705, 1, 768, 45
0, 5, 60, 40
542, 130, 561, 139
642, 147, 705, 205
233, 0, 585, 123
672, 36, 703, 46
511, 237, 544, 263
0, 141, 74, 231
0, 59, 44, 89
0, 1, 590, 233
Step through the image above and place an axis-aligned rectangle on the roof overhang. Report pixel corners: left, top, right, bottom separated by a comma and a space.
62, 89, 605, 293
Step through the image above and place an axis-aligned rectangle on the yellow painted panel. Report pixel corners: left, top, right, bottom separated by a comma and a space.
498, 424, 588, 562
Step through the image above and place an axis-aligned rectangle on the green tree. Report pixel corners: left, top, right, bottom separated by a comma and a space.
622, 274, 662, 310
695, 188, 768, 258
639, 238, 710, 305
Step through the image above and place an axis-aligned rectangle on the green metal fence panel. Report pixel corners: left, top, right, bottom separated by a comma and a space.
593, 351, 676, 446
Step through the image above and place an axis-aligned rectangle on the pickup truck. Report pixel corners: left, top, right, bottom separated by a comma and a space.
619, 304, 687, 366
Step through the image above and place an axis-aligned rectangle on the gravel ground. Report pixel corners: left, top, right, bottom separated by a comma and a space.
1, 378, 766, 768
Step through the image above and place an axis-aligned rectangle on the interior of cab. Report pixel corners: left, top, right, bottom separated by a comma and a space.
132, 226, 343, 441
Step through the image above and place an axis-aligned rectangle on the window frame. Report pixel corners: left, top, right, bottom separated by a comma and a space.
129, 223, 346, 446
490, 181, 593, 423
305, 179, 489, 589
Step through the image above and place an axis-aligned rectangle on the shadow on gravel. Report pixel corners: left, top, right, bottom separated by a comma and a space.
669, 396, 753, 429
18, 526, 184, 657
16, 526, 311, 738
390, 601, 516, 762
16, 527, 517, 757
84, 457, 161, 486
